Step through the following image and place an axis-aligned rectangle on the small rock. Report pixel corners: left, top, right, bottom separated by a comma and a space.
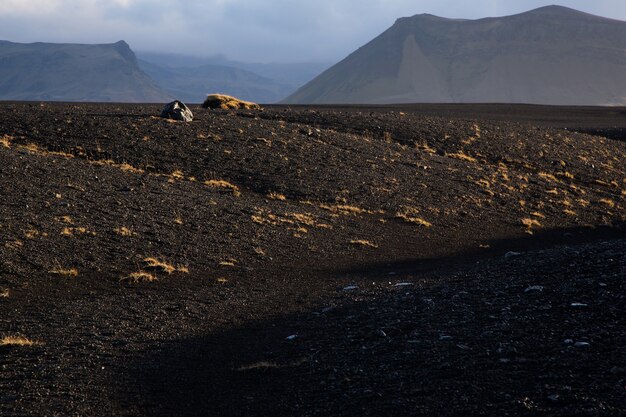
160, 100, 193, 122
286, 334, 298, 341
574, 341, 590, 348
563, 339, 574, 345
525, 285, 544, 293
547, 394, 560, 402
505, 251, 522, 258
570, 302, 588, 307
393, 282, 413, 287
377, 330, 387, 338
439, 335, 453, 341
343, 285, 358, 291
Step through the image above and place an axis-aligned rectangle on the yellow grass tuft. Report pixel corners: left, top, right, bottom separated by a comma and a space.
0, 134, 13, 148
0, 288, 9, 298
446, 152, 477, 163
142, 257, 187, 274
521, 218, 542, 228
563, 209, 577, 216
1, 335, 40, 346
219, 260, 237, 267
598, 198, 615, 208
122, 271, 157, 283
268, 192, 287, 201
350, 239, 379, 248
114, 227, 136, 237
396, 207, 432, 227
538, 172, 558, 182
320, 204, 371, 215
49, 267, 78, 278
204, 179, 241, 196
202, 94, 261, 110
143, 258, 175, 274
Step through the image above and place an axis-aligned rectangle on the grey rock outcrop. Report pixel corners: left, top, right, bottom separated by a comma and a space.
160, 100, 193, 122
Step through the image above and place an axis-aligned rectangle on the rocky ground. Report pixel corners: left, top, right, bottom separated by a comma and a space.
0, 102, 625, 416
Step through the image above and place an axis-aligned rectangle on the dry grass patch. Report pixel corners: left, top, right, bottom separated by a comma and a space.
49, 267, 78, 278
61, 227, 94, 237
538, 172, 559, 182
563, 209, 577, 216
598, 198, 616, 208
1, 335, 41, 347
521, 218, 542, 234
350, 239, 379, 248
202, 94, 261, 110
219, 259, 237, 267
320, 204, 373, 215
0, 134, 13, 148
142, 257, 188, 274
268, 192, 287, 201
396, 207, 432, 227
0, 288, 9, 298
122, 271, 157, 283
114, 227, 136, 237
204, 179, 241, 196
446, 152, 477, 163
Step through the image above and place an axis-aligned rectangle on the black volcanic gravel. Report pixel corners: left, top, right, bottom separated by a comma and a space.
0, 102, 625, 416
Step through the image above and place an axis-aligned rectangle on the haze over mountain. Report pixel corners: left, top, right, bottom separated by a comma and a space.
283, 5, 626, 105
136, 52, 330, 103
0, 40, 170, 102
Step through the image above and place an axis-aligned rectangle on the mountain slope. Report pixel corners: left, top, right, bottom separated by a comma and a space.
136, 52, 330, 103
283, 6, 626, 105
0, 40, 170, 102
138, 60, 289, 104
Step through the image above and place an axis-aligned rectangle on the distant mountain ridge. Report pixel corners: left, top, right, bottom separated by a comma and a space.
0, 40, 170, 102
136, 52, 330, 103
283, 5, 626, 105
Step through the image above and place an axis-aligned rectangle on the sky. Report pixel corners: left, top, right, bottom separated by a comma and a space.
1, 0, 626, 63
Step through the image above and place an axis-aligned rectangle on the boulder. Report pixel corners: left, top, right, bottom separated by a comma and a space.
160, 100, 193, 122
202, 94, 261, 110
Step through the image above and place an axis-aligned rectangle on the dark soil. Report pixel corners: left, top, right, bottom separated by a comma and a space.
0, 102, 625, 416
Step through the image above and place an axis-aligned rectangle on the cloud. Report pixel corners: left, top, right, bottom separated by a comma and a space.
1, 0, 626, 62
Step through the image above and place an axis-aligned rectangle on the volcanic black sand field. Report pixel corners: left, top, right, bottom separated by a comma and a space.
1, 102, 625, 416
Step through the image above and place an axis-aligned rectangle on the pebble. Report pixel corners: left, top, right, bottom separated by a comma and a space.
525, 285, 544, 293
505, 251, 522, 258
574, 341, 590, 348
286, 334, 298, 341
570, 303, 588, 307
439, 335, 453, 341
393, 282, 413, 287
343, 285, 358, 291
563, 339, 574, 345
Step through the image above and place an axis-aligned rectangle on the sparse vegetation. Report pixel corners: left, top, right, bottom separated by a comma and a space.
49, 267, 79, 277
122, 271, 157, 283
350, 239, 379, 248
1, 335, 40, 346
204, 179, 241, 196
114, 227, 136, 237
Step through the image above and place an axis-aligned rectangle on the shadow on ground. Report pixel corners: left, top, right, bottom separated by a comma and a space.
123, 226, 626, 417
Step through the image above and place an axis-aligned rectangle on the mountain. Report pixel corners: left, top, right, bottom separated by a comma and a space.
0, 40, 170, 102
138, 59, 289, 104
283, 6, 626, 105
136, 51, 330, 104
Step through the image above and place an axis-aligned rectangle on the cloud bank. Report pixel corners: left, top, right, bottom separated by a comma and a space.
1, 0, 626, 62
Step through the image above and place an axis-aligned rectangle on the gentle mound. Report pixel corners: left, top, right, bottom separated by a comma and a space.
202, 94, 261, 110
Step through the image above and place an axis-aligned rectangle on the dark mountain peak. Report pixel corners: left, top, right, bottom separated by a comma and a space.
112, 40, 137, 64
283, 5, 626, 105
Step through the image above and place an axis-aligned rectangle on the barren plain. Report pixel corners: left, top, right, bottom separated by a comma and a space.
0, 102, 625, 416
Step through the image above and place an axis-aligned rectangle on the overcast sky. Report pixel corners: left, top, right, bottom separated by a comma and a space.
1, 0, 626, 63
